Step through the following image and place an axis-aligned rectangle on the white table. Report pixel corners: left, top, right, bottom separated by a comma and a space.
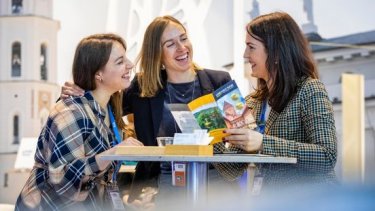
100, 154, 297, 204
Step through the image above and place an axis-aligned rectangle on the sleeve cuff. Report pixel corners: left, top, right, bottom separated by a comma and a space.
262, 134, 278, 156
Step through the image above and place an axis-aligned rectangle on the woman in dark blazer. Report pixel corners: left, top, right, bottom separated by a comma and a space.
123, 68, 231, 193
123, 16, 238, 204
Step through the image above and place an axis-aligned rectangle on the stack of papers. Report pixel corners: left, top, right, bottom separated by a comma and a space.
173, 129, 212, 145
172, 128, 229, 146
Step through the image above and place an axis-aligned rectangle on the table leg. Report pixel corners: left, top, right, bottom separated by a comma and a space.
186, 162, 208, 204
247, 163, 257, 191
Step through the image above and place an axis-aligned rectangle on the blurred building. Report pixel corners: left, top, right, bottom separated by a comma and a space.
0, 0, 60, 204
310, 31, 375, 183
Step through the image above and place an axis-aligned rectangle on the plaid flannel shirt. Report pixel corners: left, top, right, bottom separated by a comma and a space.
214, 77, 337, 187
16, 92, 117, 211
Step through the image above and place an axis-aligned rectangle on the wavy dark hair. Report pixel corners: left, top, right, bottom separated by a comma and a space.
72, 33, 127, 129
247, 12, 318, 112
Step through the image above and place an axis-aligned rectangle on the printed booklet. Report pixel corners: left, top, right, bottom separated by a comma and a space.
187, 80, 256, 144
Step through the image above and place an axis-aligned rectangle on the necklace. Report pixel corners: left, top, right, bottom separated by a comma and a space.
166, 78, 196, 103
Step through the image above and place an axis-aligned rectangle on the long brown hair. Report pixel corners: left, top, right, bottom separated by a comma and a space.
247, 12, 318, 112
72, 33, 126, 129
137, 15, 201, 97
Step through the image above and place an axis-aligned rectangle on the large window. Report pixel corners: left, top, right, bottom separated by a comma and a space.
40, 44, 48, 80
13, 115, 20, 144
12, 0, 23, 14
12, 42, 21, 77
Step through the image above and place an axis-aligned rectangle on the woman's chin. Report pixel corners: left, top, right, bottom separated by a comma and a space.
123, 81, 131, 89
250, 73, 259, 79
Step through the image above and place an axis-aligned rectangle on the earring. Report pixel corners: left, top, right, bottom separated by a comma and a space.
161, 64, 166, 70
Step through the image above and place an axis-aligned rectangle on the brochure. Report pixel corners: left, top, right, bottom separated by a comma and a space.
187, 80, 256, 141
168, 104, 201, 133
212, 80, 255, 129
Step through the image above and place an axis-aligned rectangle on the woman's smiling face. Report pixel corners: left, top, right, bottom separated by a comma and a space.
161, 22, 193, 73
243, 33, 269, 82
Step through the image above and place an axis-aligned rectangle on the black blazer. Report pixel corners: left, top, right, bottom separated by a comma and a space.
122, 69, 231, 201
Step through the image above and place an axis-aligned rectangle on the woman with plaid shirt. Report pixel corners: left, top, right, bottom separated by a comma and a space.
222, 12, 337, 189
15, 34, 143, 210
